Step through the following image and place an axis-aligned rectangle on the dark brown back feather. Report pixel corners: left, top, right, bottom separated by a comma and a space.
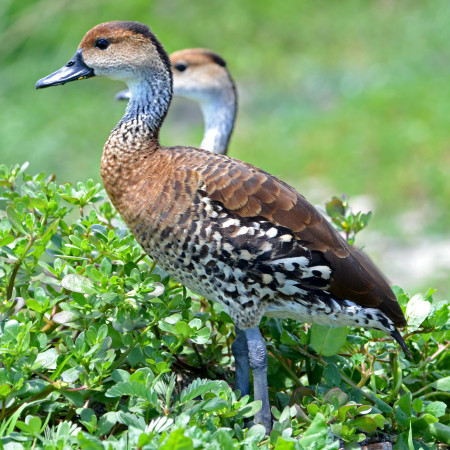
195, 152, 406, 327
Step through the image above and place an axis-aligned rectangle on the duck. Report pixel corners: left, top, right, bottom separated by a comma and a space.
36, 21, 409, 433
116, 47, 237, 155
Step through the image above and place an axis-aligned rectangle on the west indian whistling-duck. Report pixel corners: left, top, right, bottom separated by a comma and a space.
36, 21, 409, 433
116, 48, 237, 155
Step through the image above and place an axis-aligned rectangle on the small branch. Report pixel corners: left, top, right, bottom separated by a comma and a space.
293, 345, 380, 406
7, 236, 36, 300
421, 391, 450, 400
405, 341, 449, 382
268, 345, 303, 387
153, 325, 161, 341
191, 343, 204, 368
1, 386, 54, 419
64, 385, 88, 392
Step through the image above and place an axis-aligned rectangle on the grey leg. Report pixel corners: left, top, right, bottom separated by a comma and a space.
231, 327, 250, 396
245, 327, 272, 434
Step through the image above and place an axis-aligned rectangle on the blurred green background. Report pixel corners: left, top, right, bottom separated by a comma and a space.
1, 0, 449, 297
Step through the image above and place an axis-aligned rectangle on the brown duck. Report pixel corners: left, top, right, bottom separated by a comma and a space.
36, 21, 409, 433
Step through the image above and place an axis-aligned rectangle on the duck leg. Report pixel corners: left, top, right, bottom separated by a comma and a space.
231, 327, 251, 396
244, 326, 272, 434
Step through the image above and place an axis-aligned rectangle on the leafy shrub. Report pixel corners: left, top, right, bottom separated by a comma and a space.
0, 163, 449, 449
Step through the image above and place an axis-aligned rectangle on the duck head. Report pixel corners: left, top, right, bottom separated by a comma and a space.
36, 21, 172, 94
115, 48, 235, 102
169, 48, 234, 104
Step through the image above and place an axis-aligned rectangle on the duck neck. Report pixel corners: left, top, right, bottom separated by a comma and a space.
108, 74, 173, 151
101, 72, 172, 195
199, 87, 236, 155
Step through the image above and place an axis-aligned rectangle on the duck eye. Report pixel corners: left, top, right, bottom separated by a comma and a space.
95, 38, 110, 50
174, 62, 188, 72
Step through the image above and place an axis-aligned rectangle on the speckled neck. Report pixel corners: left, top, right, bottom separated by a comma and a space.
124, 77, 171, 128
101, 71, 172, 196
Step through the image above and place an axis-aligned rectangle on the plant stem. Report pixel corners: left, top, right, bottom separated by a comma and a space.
421, 391, 450, 400
268, 345, 303, 387
192, 342, 204, 367
404, 341, 449, 383
295, 345, 380, 406
6, 236, 36, 300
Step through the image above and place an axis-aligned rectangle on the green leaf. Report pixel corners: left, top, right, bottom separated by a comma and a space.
246, 424, 266, 442
29, 197, 46, 212
325, 198, 346, 217
26, 416, 42, 435
324, 388, 348, 407
148, 282, 165, 298
412, 398, 423, 413
160, 428, 194, 450
40, 219, 60, 244
180, 379, 224, 404
61, 366, 84, 383
202, 397, 228, 412
424, 401, 447, 418
6, 205, 27, 234
111, 369, 131, 383
310, 325, 347, 356
100, 257, 112, 276
191, 327, 210, 344
280, 329, 300, 346
368, 413, 386, 428
213, 429, 234, 450
116, 411, 146, 430
53, 310, 80, 324
0, 384, 12, 397
405, 293, 431, 330
430, 376, 450, 392
85, 265, 102, 283
427, 422, 450, 445
395, 393, 412, 427
397, 393, 412, 416
80, 408, 97, 426
34, 348, 58, 370
159, 321, 177, 334
61, 273, 99, 295
235, 400, 262, 419
338, 403, 358, 422
307, 403, 319, 416
15, 421, 32, 434
0, 235, 15, 246
356, 405, 372, 415
350, 416, 378, 432
26, 299, 44, 313
323, 364, 341, 386
299, 413, 339, 449
273, 437, 296, 449
76, 432, 103, 449
175, 321, 192, 338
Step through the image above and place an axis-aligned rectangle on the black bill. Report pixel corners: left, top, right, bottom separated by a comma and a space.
35, 49, 94, 89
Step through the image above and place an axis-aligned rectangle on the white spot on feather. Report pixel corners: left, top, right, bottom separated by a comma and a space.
222, 218, 239, 228
236, 226, 249, 236
302, 265, 332, 280
270, 256, 309, 270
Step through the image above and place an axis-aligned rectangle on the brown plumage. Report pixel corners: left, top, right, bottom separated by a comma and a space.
36, 21, 409, 433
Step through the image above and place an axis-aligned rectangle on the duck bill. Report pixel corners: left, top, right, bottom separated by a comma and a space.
35, 49, 94, 89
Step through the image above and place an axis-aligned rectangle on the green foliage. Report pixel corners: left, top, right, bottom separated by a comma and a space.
325, 195, 371, 245
0, 164, 449, 448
